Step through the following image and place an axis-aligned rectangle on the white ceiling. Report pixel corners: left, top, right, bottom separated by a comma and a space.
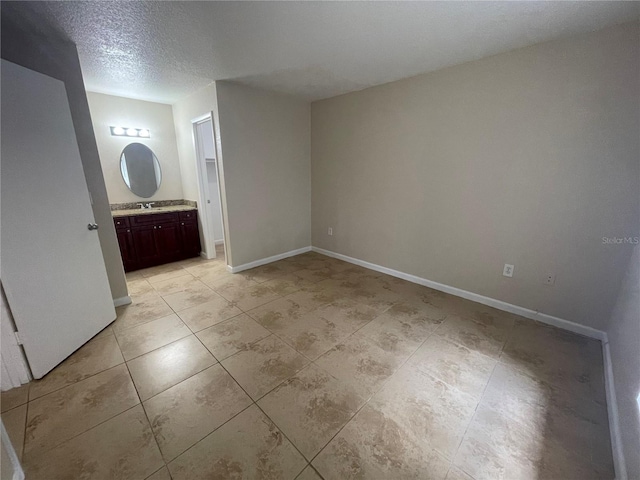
25, 1, 640, 104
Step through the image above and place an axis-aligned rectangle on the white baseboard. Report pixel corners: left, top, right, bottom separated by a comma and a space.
113, 296, 132, 307
313, 246, 624, 476
311, 246, 606, 341
227, 246, 312, 273
602, 338, 627, 480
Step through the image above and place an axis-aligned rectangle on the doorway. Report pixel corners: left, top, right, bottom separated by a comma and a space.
192, 114, 225, 261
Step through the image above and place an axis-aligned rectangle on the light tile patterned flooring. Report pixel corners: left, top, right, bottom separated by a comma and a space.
1, 247, 614, 479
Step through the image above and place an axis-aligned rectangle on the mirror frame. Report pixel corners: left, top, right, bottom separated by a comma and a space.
119, 142, 162, 198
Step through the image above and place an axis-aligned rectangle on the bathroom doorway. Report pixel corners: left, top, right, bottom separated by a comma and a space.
192, 114, 225, 261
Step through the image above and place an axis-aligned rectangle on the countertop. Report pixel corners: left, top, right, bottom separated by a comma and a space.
112, 205, 197, 217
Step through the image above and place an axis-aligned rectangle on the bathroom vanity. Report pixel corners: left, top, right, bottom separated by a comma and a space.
113, 206, 201, 271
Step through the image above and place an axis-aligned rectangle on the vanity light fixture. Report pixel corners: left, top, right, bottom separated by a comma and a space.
110, 126, 151, 138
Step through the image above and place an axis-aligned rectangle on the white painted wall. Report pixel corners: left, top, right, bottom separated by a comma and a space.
172, 81, 311, 267
311, 21, 639, 331
606, 243, 640, 479
87, 92, 184, 204
172, 83, 219, 204
172, 84, 228, 260
215, 82, 311, 267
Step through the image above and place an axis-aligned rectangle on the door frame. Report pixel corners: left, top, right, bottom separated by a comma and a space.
0, 284, 31, 390
191, 113, 227, 261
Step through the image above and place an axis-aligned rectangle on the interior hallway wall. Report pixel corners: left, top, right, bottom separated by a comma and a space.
311, 21, 640, 331
215, 82, 311, 266
172, 82, 227, 260
172, 81, 311, 267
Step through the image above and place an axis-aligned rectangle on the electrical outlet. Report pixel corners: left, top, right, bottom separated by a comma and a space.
328, 227, 333, 236
544, 273, 556, 285
503, 264, 514, 277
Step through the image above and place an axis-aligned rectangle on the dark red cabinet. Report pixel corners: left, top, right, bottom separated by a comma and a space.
114, 210, 201, 271
116, 228, 137, 267
179, 221, 201, 258
130, 226, 158, 264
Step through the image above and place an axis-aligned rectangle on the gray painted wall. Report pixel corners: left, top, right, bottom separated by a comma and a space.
311, 21, 639, 331
607, 244, 640, 479
215, 82, 311, 267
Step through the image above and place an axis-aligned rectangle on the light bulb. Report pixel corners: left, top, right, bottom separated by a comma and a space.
126, 128, 138, 137
112, 126, 125, 135
138, 129, 150, 137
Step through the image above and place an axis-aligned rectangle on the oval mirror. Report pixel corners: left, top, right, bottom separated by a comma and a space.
120, 143, 162, 198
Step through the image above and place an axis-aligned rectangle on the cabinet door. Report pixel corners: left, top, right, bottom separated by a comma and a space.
180, 221, 202, 258
155, 223, 182, 260
131, 225, 159, 263
116, 229, 137, 271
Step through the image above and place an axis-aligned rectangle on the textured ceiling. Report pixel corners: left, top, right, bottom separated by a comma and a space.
20, 1, 640, 104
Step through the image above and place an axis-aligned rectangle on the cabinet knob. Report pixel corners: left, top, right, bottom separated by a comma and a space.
181, 222, 184, 225
158, 225, 162, 229
127, 229, 130, 233
154, 226, 157, 229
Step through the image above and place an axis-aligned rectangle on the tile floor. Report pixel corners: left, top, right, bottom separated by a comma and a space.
1, 246, 614, 479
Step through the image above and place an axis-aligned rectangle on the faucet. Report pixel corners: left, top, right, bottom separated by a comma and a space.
145, 202, 155, 209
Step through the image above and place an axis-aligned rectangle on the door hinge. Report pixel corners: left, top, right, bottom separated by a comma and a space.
14, 331, 22, 345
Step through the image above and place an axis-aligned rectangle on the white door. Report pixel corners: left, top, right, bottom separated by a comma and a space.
194, 116, 225, 259
205, 161, 224, 243
1, 60, 116, 379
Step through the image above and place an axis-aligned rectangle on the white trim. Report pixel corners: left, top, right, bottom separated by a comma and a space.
228, 247, 312, 273
311, 247, 606, 341
192, 113, 217, 260
191, 113, 227, 262
1, 421, 24, 480
215, 239, 225, 245
0, 285, 31, 390
113, 296, 132, 307
191, 112, 212, 124
312, 246, 625, 476
602, 337, 627, 480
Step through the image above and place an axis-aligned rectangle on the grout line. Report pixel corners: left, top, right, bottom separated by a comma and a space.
145, 465, 169, 480
162, 400, 254, 466
143, 256, 608, 475
185, 310, 247, 335
187, 330, 311, 471
305, 324, 440, 467
19, 394, 29, 464
114, 332, 168, 471
24, 252, 605, 478
24, 406, 144, 465
107, 335, 167, 466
